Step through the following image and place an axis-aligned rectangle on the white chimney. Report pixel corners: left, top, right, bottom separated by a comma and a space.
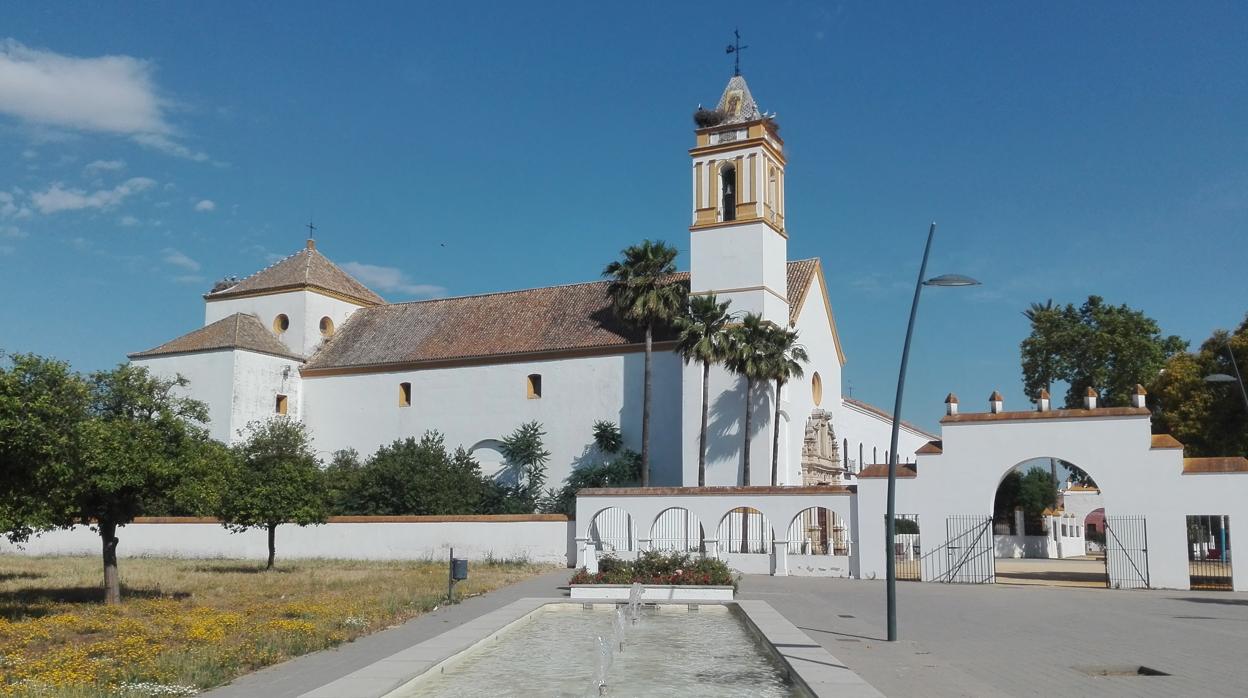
989, 390, 1004, 414
1036, 388, 1051, 412
1084, 387, 1098, 409
1131, 384, 1147, 408
945, 392, 959, 416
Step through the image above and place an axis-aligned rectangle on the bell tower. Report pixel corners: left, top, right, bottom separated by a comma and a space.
689, 74, 788, 324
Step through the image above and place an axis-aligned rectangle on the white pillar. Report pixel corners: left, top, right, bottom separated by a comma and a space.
772, 539, 789, 576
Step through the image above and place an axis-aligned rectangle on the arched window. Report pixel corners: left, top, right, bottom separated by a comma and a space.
399, 382, 412, 407
319, 316, 335, 337
527, 374, 542, 399
811, 371, 823, 406
273, 314, 290, 334
768, 166, 778, 211
720, 164, 736, 221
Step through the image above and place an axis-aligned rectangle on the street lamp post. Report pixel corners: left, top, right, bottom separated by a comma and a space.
1204, 336, 1248, 416
885, 222, 979, 642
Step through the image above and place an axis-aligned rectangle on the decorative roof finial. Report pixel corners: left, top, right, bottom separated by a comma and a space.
306, 218, 317, 249
725, 28, 748, 77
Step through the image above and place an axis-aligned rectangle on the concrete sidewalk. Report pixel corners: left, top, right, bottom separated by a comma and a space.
203, 570, 568, 698
738, 575, 1248, 697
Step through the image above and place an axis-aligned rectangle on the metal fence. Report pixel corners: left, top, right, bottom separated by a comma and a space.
787, 508, 850, 556
921, 515, 994, 584
717, 507, 773, 554
1187, 514, 1232, 591
650, 508, 704, 552
588, 507, 633, 553
1105, 515, 1149, 589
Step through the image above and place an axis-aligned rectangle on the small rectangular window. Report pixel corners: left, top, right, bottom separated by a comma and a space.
399, 382, 412, 407
526, 374, 542, 399
275, 394, 288, 415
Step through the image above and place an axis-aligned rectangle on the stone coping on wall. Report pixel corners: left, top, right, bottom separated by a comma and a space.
122, 514, 569, 525
1182, 457, 1248, 475
940, 406, 1150, 424
577, 485, 854, 497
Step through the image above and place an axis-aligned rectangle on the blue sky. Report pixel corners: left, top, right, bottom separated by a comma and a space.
2, 2, 1245, 431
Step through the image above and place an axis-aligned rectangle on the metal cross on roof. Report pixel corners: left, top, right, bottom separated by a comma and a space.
726, 29, 748, 77
306, 219, 316, 239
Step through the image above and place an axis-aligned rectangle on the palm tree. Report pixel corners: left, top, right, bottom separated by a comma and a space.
674, 294, 733, 486
603, 240, 684, 486
725, 313, 771, 486
761, 325, 808, 486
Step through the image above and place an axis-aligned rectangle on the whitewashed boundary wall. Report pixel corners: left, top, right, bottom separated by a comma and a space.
0, 515, 575, 567
575, 485, 857, 578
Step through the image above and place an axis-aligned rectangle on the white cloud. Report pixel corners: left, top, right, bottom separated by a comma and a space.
162, 248, 200, 272
0, 39, 167, 134
341, 261, 445, 298
118, 215, 140, 226
84, 158, 125, 174
0, 191, 31, 218
194, 198, 215, 212
31, 176, 156, 214
0, 40, 211, 162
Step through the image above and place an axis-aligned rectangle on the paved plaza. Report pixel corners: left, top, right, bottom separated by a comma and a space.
206, 571, 1248, 697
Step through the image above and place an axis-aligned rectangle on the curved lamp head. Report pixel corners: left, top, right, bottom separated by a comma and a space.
924, 274, 981, 287
1205, 373, 1237, 383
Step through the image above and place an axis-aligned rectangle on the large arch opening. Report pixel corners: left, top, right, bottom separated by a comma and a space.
716, 507, 773, 555
990, 457, 1106, 587
786, 507, 849, 556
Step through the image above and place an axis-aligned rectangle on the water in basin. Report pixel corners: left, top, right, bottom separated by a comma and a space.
392, 604, 799, 697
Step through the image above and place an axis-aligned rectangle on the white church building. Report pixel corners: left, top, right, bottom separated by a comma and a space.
130, 74, 933, 488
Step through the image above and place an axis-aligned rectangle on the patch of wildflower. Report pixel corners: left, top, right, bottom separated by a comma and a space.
116, 680, 199, 696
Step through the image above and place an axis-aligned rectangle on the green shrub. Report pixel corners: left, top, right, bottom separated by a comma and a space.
569, 550, 737, 588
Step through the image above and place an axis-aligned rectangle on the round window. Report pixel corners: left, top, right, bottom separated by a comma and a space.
811, 371, 823, 406
273, 314, 290, 334
319, 316, 335, 337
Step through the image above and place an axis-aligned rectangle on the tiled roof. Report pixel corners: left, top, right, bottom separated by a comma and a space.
842, 397, 938, 440
1183, 457, 1248, 475
303, 260, 821, 372
715, 75, 763, 125
858, 463, 917, 479
1150, 434, 1184, 450
916, 440, 943, 455
206, 243, 384, 305
129, 313, 303, 361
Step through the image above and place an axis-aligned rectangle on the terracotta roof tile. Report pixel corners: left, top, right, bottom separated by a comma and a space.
207, 244, 384, 305
303, 260, 820, 372
916, 440, 943, 455
129, 313, 303, 360
1183, 457, 1248, 474
858, 463, 917, 479
941, 407, 1150, 424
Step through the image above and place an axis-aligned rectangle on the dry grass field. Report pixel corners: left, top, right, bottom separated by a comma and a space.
0, 556, 554, 696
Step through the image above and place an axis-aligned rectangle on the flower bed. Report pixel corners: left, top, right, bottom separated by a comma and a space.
569, 551, 737, 588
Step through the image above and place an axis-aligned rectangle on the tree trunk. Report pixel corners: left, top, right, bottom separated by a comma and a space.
698, 360, 710, 487
742, 377, 753, 486
100, 520, 121, 605
266, 523, 277, 570
641, 323, 653, 487
771, 378, 783, 486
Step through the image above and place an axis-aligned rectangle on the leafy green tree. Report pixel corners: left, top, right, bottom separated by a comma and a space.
603, 239, 686, 486
323, 448, 364, 514
501, 420, 552, 510
994, 468, 1058, 536
761, 324, 808, 486
218, 418, 328, 570
1020, 295, 1186, 407
1151, 316, 1248, 457
591, 420, 623, 455
0, 353, 90, 543
725, 313, 771, 485
674, 294, 734, 486
340, 432, 494, 515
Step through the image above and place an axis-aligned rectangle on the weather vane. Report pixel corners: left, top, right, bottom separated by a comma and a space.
725, 28, 748, 77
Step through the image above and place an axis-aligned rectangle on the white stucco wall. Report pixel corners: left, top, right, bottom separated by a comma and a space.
689, 222, 789, 322
131, 349, 302, 444
302, 350, 683, 488
856, 408, 1248, 590
0, 518, 574, 566
838, 399, 934, 473
131, 350, 237, 443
